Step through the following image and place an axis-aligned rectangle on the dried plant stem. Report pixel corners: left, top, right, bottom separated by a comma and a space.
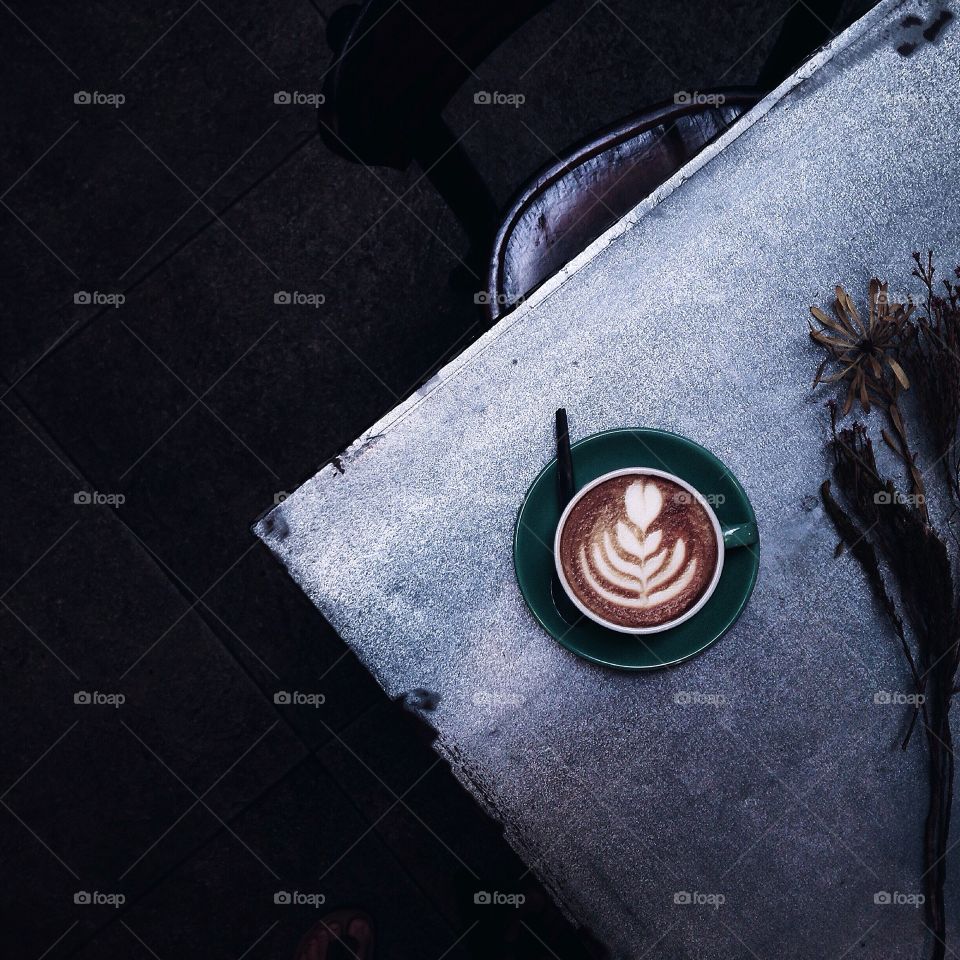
820, 479, 926, 747
810, 262, 960, 960
884, 398, 929, 525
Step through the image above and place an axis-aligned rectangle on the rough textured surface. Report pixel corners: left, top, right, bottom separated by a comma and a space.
257, 2, 960, 956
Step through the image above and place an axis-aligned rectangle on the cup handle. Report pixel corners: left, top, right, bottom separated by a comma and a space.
721, 521, 758, 549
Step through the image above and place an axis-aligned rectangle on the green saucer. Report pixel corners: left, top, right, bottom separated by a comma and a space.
513, 428, 760, 670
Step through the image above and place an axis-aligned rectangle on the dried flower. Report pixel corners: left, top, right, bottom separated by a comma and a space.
809, 281, 913, 415
811, 281, 925, 518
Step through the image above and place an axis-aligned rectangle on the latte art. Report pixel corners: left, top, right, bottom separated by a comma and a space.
579, 482, 697, 608
558, 474, 719, 629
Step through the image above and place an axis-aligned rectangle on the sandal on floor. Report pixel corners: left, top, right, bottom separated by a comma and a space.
294, 909, 375, 960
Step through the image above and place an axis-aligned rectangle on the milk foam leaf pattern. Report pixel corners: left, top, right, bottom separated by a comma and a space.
625, 480, 662, 531
577, 480, 697, 612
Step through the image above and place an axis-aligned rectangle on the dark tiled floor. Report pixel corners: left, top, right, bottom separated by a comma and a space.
2, 0, 323, 382
76, 758, 471, 960
317, 703, 536, 923
1, 0, 873, 957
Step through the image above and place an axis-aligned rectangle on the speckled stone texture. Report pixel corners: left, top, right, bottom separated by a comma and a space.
256, 2, 960, 955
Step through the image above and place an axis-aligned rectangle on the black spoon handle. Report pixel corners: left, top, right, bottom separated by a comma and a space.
552, 409, 581, 625
555, 408, 575, 507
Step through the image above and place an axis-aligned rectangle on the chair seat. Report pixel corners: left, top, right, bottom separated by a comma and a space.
485, 90, 760, 321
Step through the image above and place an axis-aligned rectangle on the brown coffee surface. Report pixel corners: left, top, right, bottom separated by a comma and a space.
558, 474, 719, 628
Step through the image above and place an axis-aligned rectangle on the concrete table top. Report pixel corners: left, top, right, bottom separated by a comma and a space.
256, 1, 960, 955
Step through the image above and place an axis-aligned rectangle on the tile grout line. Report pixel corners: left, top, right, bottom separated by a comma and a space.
306, 707, 478, 931
2, 374, 326, 728
61, 705, 468, 960
60, 749, 319, 959
2, 378, 466, 951
2, 379, 335, 756
11, 127, 321, 386
305, 0, 329, 24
